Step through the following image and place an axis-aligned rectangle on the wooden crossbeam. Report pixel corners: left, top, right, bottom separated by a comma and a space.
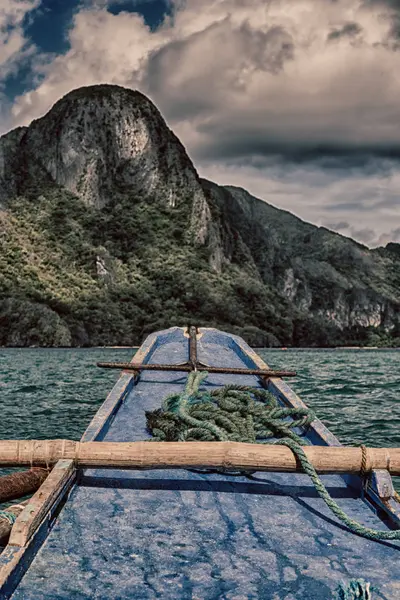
0, 440, 398, 475
97, 363, 297, 377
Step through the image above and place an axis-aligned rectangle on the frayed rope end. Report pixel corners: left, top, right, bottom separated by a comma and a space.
335, 579, 373, 600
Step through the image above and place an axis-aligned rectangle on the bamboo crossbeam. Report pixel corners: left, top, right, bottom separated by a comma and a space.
97, 362, 297, 378
0, 440, 398, 475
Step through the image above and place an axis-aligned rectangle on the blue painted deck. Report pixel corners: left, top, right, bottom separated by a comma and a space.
4, 328, 400, 599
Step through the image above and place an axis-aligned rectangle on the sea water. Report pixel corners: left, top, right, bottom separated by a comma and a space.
0, 347, 399, 489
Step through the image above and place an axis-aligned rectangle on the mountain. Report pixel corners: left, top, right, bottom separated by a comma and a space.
0, 84, 399, 347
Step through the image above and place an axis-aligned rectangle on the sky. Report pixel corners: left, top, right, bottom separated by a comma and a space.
1, 0, 400, 247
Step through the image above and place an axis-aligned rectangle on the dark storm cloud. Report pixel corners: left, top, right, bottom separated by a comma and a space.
146, 1, 400, 173
373, 196, 400, 208
324, 202, 373, 212
327, 22, 363, 41
144, 37, 218, 120
4, 0, 400, 246
193, 128, 400, 171
363, 0, 400, 9
325, 195, 399, 211
362, 0, 400, 39
246, 24, 295, 74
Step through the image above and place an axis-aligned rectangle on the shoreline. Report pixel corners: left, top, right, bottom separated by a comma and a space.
254, 346, 400, 351
93, 346, 140, 349
0, 346, 398, 350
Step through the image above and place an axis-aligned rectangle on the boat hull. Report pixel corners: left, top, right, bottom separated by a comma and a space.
1, 327, 399, 599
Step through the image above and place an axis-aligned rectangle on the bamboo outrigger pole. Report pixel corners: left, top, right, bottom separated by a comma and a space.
0, 440, 399, 475
0, 468, 48, 503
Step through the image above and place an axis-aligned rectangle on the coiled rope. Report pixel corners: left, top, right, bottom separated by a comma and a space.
146, 371, 400, 542
0, 510, 17, 526
146, 370, 314, 444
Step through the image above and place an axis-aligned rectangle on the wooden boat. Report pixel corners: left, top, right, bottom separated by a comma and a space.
0, 326, 399, 599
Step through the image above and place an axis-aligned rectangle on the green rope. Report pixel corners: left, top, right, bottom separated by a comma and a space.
335, 579, 372, 599
279, 438, 400, 541
0, 510, 17, 526
145, 371, 400, 542
146, 371, 314, 444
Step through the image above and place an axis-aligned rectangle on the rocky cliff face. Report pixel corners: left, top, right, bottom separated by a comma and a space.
0, 127, 27, 207
0, 85, 399, 346
200, 181, 400, 334
0, 85, 210, 242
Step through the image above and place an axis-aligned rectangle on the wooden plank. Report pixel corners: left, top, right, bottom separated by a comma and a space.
0, 460, 76, 596
8, 460, 75, 548
80, 373, 134, 443
366, 470, 400, 527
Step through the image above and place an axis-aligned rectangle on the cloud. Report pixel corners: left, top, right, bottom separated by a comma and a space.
8, 7, 158, 125
348, 227, 376, 243
376, 226, 400, 246
327, 21, 363, 41
86, 0, 167, 6
149, 0, 400, 167
2, 0, 400, 246
0, 0, 41, 80
324, 221, 351, 231
198, 157, 400, 247
8, 0, 400, 158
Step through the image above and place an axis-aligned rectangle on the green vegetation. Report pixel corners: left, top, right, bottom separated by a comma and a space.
0, 185, 286, 346
0, 182, 399, 348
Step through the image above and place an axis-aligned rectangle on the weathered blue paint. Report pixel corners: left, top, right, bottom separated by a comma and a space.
81, 329, 158, 443
2, 327, 400, 599
80, 373, 135, 443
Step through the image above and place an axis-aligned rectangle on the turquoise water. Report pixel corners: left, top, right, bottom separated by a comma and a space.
0, 347, 399, 486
